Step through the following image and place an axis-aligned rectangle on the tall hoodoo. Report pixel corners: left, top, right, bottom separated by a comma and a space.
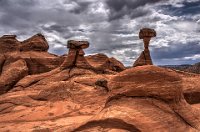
60, 40, 92, 69
133, 28, 156, 67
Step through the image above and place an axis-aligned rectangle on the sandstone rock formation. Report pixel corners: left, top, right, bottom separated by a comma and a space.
86, 53, 125, 72
0, 59, 28, 94
60, 40, 93, 70
133, 28, 156, 67
72, 66, 200, 131
0, 34, 64, 94
0, 63, 199, 131
0, 34, 125, 94
20, 33, 49, 52
60, 42, 125, 74
0, 33, 199, 132
0, 34, 49, 53
0, 35, 20, 53
0, 34, 63, 74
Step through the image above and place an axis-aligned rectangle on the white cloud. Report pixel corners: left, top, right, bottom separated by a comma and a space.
89, 2, 109, 16
184, 54, 200, 60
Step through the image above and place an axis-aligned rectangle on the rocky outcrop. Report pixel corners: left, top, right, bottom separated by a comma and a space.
60, 42, 125, 73
186, 62, 200, 74
60, 40, 93, 70
20, 33, 49, 52
133, 49, 153, 66
133, 28, 156, 67
0, 33, 199, 131
0, 35, 20, 53
4, 52, 64, 75
0, 34, 49, 53
0, 34, 63, 75
0, 64, 199, 131
86, 53, 125, 72
0, 59, 28, 94
0, 35, 126, 94
181, 74, 200, 104
72, 66, 200, 131
0, 34, 64, 94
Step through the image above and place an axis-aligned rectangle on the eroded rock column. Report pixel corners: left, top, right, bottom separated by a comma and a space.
60, 40, 93, 70
133, 28, 156, 67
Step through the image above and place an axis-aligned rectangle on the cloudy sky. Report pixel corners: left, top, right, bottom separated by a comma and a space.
0, 0, 200, 66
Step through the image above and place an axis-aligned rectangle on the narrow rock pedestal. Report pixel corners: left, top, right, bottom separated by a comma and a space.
60, 40, 93, 70
133, 28, 156, 67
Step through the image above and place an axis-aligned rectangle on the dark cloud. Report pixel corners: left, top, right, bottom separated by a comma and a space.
42, 25, 68, 33
0, 0, 36, 27
160, 1, 200, 17
124, 50, 139, 58
69, 0, 92, 14
106, 0, 163, 11
105, 0, 165, 21
0, 0, 36, 6
151, 42, 200, 60
91, 43, 136, 53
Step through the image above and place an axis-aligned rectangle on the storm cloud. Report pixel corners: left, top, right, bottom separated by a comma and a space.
0, 0, 200, 66
105, 0, 164, 21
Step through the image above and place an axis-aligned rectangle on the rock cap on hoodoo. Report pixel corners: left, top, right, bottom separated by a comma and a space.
139, 28, 156, 39
67, 40, 89, 49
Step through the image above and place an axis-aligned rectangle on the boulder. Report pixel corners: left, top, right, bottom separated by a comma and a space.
109, 57, 126, 72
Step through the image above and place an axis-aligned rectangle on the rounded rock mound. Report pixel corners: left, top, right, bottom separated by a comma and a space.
108, 65, 182, 103
20, 33, 49, 52
72, 66, 200, 131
